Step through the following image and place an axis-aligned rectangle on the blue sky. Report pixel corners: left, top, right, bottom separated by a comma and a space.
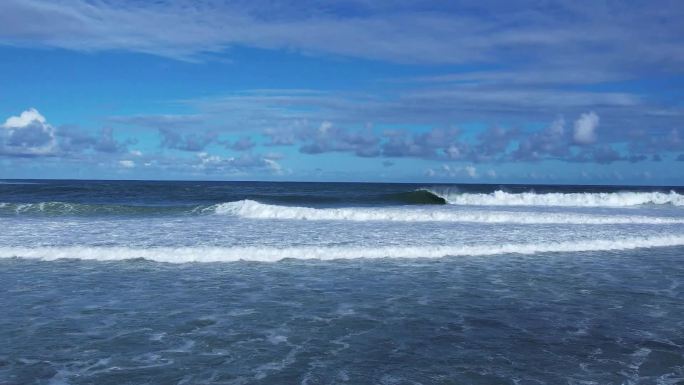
0, 0, 683, 184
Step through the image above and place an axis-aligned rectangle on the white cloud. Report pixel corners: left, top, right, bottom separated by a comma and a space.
318, 121, 333, 134
573, 111, 599, 145
3, 108, 46, 128
194, 151, 287, 175
464, 165, 478, 178
549, 116, 565, 136
430, 164, 478, 178
264, 158, 284, 175
118, 160, 135, 168
1, 108, 57, 155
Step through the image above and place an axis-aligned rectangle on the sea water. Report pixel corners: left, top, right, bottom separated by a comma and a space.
1, 180, 683, 384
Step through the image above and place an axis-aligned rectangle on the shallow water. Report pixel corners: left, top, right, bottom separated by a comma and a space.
2, 249, 684, 385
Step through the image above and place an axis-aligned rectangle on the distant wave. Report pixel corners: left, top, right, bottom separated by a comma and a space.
3, 235, 684, 263
0, 202, 197, 216
4, 199, 684, 224
3, 188, 684, 218
424, 189, 684, 207
0, 190, 446, 217
212, 200, 684, 224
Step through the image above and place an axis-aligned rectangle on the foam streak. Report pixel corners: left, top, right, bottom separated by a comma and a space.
3, 235, 684, 263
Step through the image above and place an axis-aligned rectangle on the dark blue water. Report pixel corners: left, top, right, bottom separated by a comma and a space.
1, 180, 683, 384
1, 180, 683, 207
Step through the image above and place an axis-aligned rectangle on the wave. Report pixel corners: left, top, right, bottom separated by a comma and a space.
384, 190, 447, 204
425, 189, 684, 207
212, 200, 684, 224
3, 235, 684, 263
4, 188, 684, 218
0, 190, 445, 217
4, 199, 683, 224
0, 202, 198, 216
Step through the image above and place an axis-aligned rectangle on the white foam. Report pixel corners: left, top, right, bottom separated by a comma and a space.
3, 235, 684, 263
430, 190, 684, 207
211, 200, 683, 224
0, 201, 78, 214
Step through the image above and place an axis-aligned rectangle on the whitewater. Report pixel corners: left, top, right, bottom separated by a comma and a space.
1, 181, 683, 264
428, 189, 684, 207
3, 180, 684, 384
4, 234, 684, 263
213, 199, 684, 224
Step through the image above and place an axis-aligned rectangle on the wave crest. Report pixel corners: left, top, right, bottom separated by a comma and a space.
211, 200, 684, 224
425, 189, 684, 207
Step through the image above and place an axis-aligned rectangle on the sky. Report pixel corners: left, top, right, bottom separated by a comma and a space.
0, 0, 683, 185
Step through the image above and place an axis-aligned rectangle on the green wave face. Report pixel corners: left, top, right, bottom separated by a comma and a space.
0, 188, 450, 217
384, 190, 447, 205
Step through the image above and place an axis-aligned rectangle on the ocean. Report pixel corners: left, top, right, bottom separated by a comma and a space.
1, 180, 683, 384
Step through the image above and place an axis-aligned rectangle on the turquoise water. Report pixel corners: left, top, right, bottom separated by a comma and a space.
1, 180, 683, 384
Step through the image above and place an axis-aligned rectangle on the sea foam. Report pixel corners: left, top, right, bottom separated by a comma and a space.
212, 200, 684, 224
427, 190, 684, 207
3, 235, 684, 263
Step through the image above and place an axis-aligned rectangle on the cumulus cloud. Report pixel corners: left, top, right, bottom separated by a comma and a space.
425, 164, 479, 179
298, 121, 380, 157
0, 109, 137, 161
256, 112, 658, 166
382, 127, 461, 159
473, 126, 519, 161
464, 165, 477, 178
3, 108, 46, 129
572, 145, 621, 164
194, 152, 286, 175
159, 128, 216, 151
186, 88, 675, 165
1, 108, 57, 156
513, 117, 568, 161
95, 127, 134, 153
228, 136, 256, 151
1, 105, 675, 178
263, 127, 299, 146
58, 126, 133, 154
573, 111, 599, 145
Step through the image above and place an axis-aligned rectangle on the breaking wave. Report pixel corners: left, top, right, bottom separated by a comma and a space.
3, 235, 684, 263
212, 200, 684, 224
384, 190, 447, 204
424, 189, 684, 207
2, 188, 683, 218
